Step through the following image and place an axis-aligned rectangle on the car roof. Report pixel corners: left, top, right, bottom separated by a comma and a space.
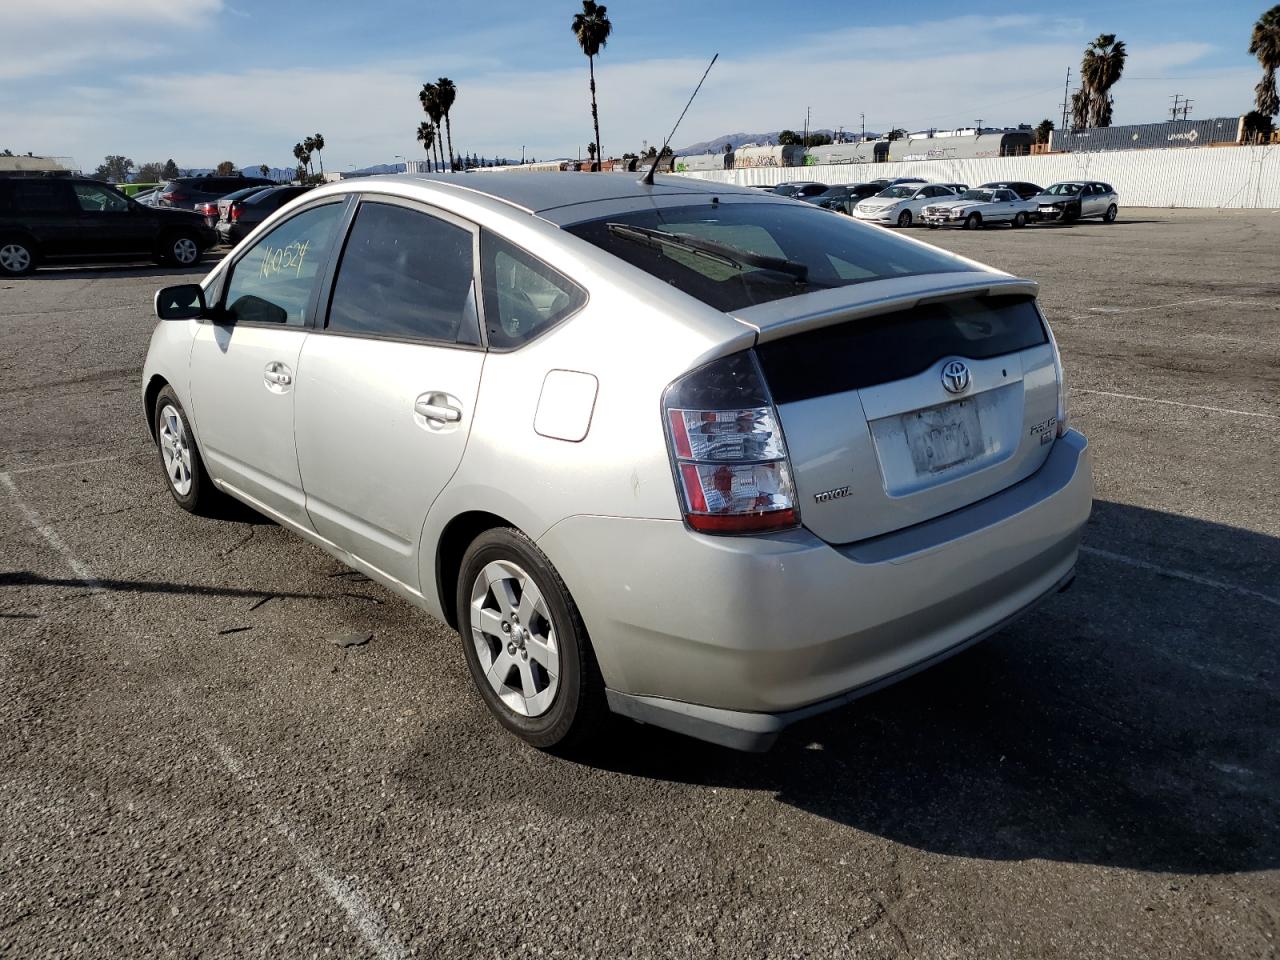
383, 171, 739, 217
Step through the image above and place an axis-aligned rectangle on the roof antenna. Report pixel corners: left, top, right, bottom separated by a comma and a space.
640, 52, 718, 186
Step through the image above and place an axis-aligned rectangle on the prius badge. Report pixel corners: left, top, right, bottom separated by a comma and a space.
941, 360, 971, 394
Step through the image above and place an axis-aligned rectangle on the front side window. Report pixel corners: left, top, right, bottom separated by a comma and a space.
481, 230, 586, 349
327, 201, 478, 344
73, 183, 129, 213
223, 202, 343, 326
566, 201, 974, 312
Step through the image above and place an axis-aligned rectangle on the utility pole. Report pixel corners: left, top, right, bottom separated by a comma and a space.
1060, 66, 1072, 131
521, 145, 525, 164
1182, 98, 1194, 120
1170, 94, 1183, 121
803, 106, 810, 147
860, 112, 866, 141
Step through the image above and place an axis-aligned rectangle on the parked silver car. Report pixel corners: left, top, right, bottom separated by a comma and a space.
143, 173, 1093, 752
1034, 181, 1120, 223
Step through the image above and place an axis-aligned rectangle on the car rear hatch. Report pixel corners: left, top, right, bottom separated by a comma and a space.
734, 275, 1060, 545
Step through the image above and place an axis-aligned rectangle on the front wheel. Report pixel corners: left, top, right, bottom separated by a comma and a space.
458, 528, 607, 752
1103, 204, 1118, 223
157, 233, 202, 267
964, 213, 982, 230
896, 209, 913, 228
154, 386, 219, 514
1012, 212, 1028, 228
0, 237, 37, 276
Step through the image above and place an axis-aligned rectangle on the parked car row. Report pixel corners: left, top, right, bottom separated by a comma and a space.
0, 172, 317, 275
774, 178, 1121, 229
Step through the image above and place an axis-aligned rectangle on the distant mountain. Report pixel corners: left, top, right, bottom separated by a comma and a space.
672, 129, 881, 155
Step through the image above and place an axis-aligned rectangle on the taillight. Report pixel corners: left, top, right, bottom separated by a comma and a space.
230, 204, 241, 221
1045, 317, 1069, 437
662, 352, 799, 534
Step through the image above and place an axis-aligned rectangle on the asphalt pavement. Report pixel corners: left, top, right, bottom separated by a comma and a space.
1, 208, 1277, 959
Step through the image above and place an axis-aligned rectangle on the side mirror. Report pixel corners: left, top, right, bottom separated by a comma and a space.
155, 283, 207, 320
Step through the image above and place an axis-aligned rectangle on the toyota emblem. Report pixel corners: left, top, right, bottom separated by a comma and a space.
941, 360, 971, 394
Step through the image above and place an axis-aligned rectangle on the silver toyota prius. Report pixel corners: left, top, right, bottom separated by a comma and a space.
143, 173, 1092, 752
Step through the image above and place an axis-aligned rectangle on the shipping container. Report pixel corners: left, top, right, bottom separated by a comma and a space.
1050, 117, 1240, 153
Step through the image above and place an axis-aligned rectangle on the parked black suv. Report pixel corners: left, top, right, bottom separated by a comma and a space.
156, 174, 274, 210
0, 176, 217, 276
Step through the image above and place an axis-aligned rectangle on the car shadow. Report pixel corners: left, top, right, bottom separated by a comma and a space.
565, 501, 1278, 876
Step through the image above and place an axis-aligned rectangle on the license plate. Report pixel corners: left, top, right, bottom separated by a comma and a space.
905, 399, 985, 475
1039, 206, 1055, 213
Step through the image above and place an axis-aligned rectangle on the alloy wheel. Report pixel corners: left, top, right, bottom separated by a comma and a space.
0, 243, 32, 274
469, 560, 560, 717
172, 238, 199, 265
158, 403, 193, 496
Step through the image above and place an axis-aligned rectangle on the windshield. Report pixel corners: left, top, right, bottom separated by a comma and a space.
565, 201, 975, 312
879, 186, 917, 199
1045, 183, 1082, 196
960, 190, 995, 201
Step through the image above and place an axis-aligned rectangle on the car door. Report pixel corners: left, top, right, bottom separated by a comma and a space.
187, 199, 347, 529
11, 180, 79, 256
71, 182, 154, 255
995, 189, 1018, 220
292, 197, 486, 591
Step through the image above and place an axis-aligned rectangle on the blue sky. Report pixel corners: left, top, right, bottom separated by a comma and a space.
1, 0, 1270, 171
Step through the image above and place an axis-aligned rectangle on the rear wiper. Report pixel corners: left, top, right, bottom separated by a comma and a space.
605, 222, 809, 283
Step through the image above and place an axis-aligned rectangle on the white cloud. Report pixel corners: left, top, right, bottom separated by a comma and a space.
0, 13, 1261, 170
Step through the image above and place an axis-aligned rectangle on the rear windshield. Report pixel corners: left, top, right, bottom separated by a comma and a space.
564, 201, 974, 312
756, 295, 1048, 403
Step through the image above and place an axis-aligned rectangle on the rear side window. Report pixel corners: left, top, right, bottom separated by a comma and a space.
223, 202, 344, 326
566, 201, 973, 312
327, 201, 479, 345
13, 181, 73, 214
480, 230, 587, 349
756, 295, 1048, 404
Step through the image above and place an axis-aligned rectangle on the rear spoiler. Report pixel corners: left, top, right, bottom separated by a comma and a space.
732, 274, 1039, 344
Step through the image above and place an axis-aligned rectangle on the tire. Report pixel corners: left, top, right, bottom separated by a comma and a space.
896, 209, 913, 228
157, 232, 202, 267
1012, 212, 1028, 229
457, 527, 607, 753
0, 236, 37, 277
964, 213, 982, 230
153, 386, 219, 514
1103, 204, 1118, 223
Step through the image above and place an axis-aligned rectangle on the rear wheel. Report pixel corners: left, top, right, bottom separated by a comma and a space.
157, 232, 201, 267
964, 213, 982, 230
896, 209, 913, 228
1103, 204, 1118, 223
1012, 212, 1028, 228
0, 237, 37, 276
457, 528, 606, 752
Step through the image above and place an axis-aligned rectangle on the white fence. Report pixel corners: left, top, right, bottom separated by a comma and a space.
678, 145, 1280, 209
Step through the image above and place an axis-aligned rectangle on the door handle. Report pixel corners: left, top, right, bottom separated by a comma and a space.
414, 398, 462, 422
264, 362, 293, 387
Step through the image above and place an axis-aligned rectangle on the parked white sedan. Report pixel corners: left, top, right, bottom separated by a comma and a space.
852, 183, 959, 227
922, 188, 1038, 229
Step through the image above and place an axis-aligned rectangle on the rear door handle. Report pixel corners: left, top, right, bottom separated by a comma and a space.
414, 397, 462, 423
264, 362, 293, 387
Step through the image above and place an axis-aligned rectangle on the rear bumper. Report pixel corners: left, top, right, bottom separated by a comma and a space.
538, 430, 1093, 749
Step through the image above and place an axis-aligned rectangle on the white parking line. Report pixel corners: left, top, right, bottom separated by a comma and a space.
0, 470, 408, 960
1072, 389, 1280, 421
1081, 296, 1234, 316
5, 455, 127, 475
1080, 545, 1280, 609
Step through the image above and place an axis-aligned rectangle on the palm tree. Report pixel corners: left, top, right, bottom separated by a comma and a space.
587, 142, 597, 166
571, 0, 612, 171
303, 136, 317, 176
435, 78, 457, 171
1250, 5, 1280, 118
419, 83, 445, 172
416, 121, 437, 166
311, 133, 325, 177
292, 141, 311, 178
1074, 34, 1127, 128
